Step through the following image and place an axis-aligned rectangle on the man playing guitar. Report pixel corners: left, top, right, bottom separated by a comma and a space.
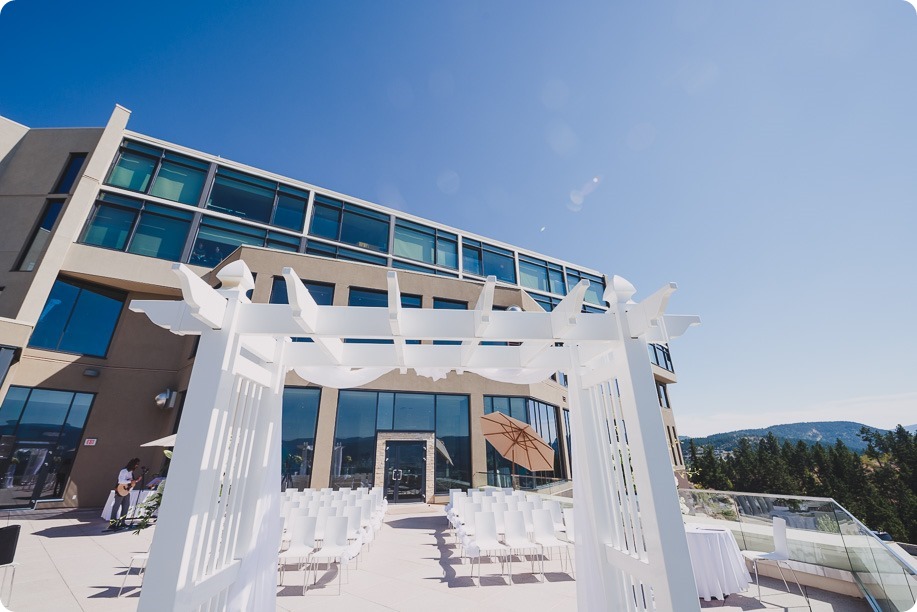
109, 458, 142, 530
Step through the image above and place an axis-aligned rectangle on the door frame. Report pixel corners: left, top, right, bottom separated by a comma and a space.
374, 432, 434, 503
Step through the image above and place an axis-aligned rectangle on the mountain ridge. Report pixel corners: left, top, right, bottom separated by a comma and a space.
680, 420, 887, 453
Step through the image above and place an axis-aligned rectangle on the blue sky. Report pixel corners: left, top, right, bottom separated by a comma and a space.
1, 1, 914, 436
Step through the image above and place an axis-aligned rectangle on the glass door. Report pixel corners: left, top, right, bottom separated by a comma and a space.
384, 441, 426, 503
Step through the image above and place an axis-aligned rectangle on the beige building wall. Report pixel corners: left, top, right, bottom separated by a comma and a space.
0, 110, 688, 510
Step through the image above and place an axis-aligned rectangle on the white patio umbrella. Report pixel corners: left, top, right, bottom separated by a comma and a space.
140, 434, 176, 448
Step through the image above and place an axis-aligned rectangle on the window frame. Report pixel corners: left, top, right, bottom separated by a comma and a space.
27, 277, 125, 358
80, 193, 194, 262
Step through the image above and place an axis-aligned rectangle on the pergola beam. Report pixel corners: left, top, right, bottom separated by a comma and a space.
132, 261, 702, 612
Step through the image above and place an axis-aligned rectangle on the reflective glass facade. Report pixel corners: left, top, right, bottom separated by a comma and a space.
331, 390, 470, 494
0, 386, 94, 505
107, 141, 208, 205
18, 199, 64, 272
82, 193, 193, 261
28, 279, 123, 357
484, 396, 566, 479
95, 140, 606, 306
281, 387, 320, 490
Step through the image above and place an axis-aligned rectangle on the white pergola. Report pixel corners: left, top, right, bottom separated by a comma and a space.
130, 259, 701, 611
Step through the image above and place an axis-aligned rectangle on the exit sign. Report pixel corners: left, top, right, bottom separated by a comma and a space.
83, 438, 97, 446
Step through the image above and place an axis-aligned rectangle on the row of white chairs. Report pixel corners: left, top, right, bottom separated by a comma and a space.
462, 508, 574, 585
448, 491, 570, 539
445, 489, 575, 585
278, 487, 387, 594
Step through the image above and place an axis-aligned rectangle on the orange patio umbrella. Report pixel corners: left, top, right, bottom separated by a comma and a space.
480, 411, 554, 478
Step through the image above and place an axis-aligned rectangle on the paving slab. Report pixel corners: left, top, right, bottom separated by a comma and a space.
0, 505, 873, 611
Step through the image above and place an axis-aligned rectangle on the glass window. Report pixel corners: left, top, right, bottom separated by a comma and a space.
207, 170, 275, 223
519, 257, 549, 293
16, 389, 72, 443
393, 394, 435, 430
436, 236, 458, 269
269, 277, 334, 306
81, 199, 140, 251
563, 408, 573, 476
549, 268, 566, 295
107, 149, 157, 192
29, 279, 123, 357
309, 197, 342, 239
81, 196, 192, 262
281, 387, 320, 490
434, 394, 470, 494
266, 231, 300, 252
393, 222, 434, 263
462, 239, 482, 276
53, 153, 87, 194
482, 245, 516, 284
309, 196, 390, 253
0, 387, 28, 436
126, 204, 193, 261
18, 199, 65, 271
190, 217, 265, 267
657, 383, 670, 408
393, 220, 458, 269
376, 393, 394, 430
274, 192, 307, 232
0, 386, 95, 502
567, 269, 606, 306
332, 390, 379, 488
149, 160, 206, 205
533, 295, 559, 312
340, 207, 389, 253
348, 287, 388, 309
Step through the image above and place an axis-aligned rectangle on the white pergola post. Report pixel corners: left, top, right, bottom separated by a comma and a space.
569, 278, 700, 611
130, 261, 700, 611
133, 263, 285, 611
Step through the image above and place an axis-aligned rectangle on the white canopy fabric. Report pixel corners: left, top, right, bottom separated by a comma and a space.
141, 434, 177, 447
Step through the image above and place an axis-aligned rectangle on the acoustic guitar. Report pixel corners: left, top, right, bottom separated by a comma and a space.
115, 467, 148, 496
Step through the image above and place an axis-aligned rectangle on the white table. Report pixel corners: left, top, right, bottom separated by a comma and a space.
100, 489, 156, 521
685, 524, 752, 601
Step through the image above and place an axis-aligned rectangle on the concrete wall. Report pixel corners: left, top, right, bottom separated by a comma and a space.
0, 126, 106, 320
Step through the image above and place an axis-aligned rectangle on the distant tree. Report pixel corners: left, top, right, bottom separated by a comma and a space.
727, 437, 758, 492
694, 445, 732, 491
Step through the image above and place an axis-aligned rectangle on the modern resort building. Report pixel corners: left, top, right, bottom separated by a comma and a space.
0, 105, 687, 511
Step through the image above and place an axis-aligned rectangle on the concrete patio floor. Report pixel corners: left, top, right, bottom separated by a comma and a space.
0, 504, 872, 611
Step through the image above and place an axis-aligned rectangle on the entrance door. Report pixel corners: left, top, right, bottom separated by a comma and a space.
384, 441, 426, 503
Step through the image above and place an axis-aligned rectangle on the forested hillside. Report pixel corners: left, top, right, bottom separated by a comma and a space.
685, 426, 917, 543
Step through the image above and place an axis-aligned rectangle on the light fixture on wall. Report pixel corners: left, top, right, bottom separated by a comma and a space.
154, 389, 175, 409
83, 368, 100, 377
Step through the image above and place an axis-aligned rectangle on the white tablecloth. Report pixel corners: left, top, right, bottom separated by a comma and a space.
100, 489, 156, 521
685, 524, 752, 601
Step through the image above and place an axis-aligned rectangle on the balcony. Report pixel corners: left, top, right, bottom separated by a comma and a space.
679, 489, 917, 611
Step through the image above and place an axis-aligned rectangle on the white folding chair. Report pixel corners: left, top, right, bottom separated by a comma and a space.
308, 517, 355, 595
531, 509, 573, 576
278, 516, 317, 587
741, 517, 810, 609
503, 510, 543, 583
118, 552, 150, 597
465, 512, 510, 586
562, 507, 575, 544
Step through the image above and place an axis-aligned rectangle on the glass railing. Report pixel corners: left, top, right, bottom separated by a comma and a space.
679, 489, 917, 612
472, 471, 572, 495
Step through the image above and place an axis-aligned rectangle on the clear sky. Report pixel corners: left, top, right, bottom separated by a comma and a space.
1, 1, 914, 436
